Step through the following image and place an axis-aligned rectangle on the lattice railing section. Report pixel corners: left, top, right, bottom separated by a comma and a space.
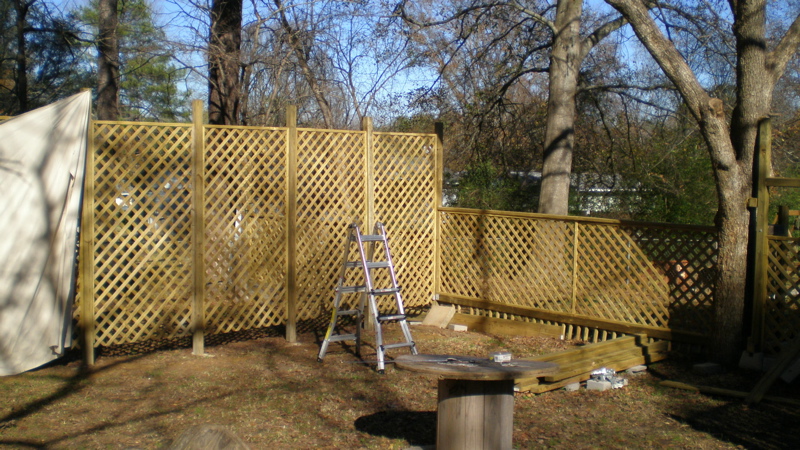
203, 126, 288, 333
575, 224, 671, 327
373, 133, 437, 311
89, 122, 194, 346
764, 237, 800, 354
621, 226, 717, 331
295, 129, 367, 319
439, 211, 574, 310
439, 209, 718, 333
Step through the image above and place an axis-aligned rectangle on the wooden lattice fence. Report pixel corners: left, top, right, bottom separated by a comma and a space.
763, 237, 800, 354
749, 118, 800, 356
437, 208, 717, 342
77, 105, 439, 359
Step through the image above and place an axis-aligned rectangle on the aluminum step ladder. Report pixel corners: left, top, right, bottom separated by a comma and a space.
317, 222, 418, 373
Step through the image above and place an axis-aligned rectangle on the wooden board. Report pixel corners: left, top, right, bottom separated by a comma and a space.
450, 313, 563, 338
514, 335, 669, 393
422, 303, 456, 328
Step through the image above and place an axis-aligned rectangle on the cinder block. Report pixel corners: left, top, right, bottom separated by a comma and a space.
739, 351, 765, 371
586, 380, 612, 391
693, 362, 723, 375
626, 365, 647, 374
447, 323, 468, 332
564, 382, 581, 391
422, 304, 456, 328
780, 355, 800, 383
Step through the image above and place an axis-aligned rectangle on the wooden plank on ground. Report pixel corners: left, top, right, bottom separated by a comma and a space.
514, 335, 669, 393
541, 346, 653, 382
451, 313, 563, 338
518, 373, 586, 394
421, 303, 456, 328
746, 335, 800, 405
517, 350, 668, 393
523, 335, 640, 363
663, 380, 800, 407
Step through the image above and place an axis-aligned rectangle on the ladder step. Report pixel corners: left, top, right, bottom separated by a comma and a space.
378, 314, 406, 321
382, 341, 416, 351
336, 285, 366, 293
372, 287, 400, 296
359, 234, 385, 242
327, 334, 357, 343
345, 261, 390, 269
336, 309, 360, 316
335, 286, 398, 295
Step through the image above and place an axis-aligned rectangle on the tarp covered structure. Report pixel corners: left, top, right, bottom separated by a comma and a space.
0, 91, 91, 376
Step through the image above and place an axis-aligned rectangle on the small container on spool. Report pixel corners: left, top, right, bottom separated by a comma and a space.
490, 351, 512, 363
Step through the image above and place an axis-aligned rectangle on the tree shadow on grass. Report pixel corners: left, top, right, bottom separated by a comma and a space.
668, 400, 800, 449
354, 410, 436, 446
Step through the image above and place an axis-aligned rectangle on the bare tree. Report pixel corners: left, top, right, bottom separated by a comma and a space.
272, 0, 334, 128
606, 0, 800, 363
399, 0, 628, 214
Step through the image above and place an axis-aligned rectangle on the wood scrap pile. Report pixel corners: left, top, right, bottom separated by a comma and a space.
515, 334, 669, 393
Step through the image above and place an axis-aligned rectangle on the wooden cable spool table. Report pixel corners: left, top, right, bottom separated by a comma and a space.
394, 354, 559, 450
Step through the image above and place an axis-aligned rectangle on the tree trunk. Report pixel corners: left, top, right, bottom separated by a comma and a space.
13, 0, 30, 113
97, 0, 119, 120
713, 188, 750, 363
208, 0, 242, 125
538, 0, 583, 216
605, 0, 800, 364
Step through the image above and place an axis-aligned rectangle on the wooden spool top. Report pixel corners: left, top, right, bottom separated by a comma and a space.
394, 354, 559, 381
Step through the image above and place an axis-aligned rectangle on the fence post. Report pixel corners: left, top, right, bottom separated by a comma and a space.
79, 118, 96, 366
434, 123, 444, 301
570, 221, 579, 314
285, 105, 298, 342
362, 117, 374, 230
191, 99, 206, 355
749, 118, 772, 353
359, 117, 376, 331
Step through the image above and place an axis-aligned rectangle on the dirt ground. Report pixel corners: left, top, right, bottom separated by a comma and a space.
1, 324, 799, 449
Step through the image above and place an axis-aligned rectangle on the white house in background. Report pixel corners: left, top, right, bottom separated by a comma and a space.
445, 169, 636, 215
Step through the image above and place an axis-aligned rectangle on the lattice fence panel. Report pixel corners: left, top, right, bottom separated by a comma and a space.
622, 226, 717, 331
764, 237, 800, 354
90, 122, 194, 345
439, 210, 717, 333
373, 133, 437, 311
203, 127, 288, 333
438, 212, 573, 310
574, 223, 672, 327
295, 129, 366, 319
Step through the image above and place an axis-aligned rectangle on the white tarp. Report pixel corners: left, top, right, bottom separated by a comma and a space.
0, 91, 91, 376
